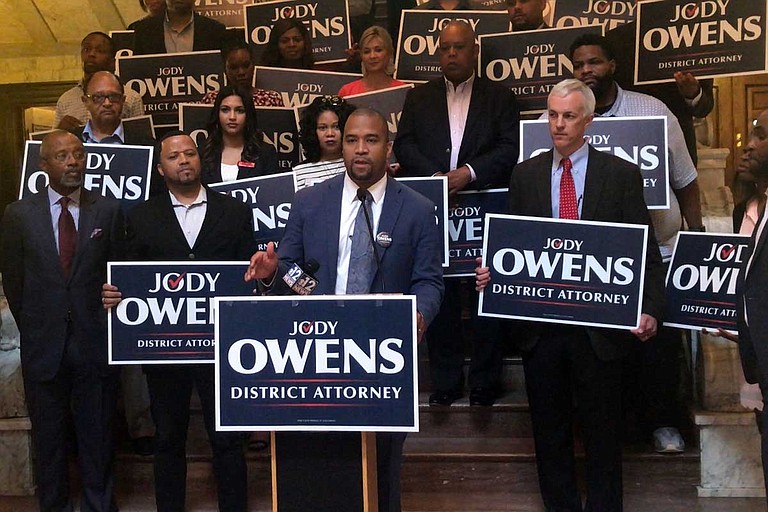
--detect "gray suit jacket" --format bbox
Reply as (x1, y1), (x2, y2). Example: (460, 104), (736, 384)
(1, 188), (124, 380)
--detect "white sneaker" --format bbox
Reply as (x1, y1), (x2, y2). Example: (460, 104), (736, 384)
(653, 427), (685, 453)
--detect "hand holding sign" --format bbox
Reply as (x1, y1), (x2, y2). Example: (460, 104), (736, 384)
(245, 241), (279, 282)
(475, 257), (491, 292)
(631, 314), (658, 342)
(102, 283), (122, 310)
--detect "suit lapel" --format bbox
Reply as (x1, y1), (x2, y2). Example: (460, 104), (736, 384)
(70, 189), (97, 280)
(376, 178), (403, 265)
(536, 151), (554, 218)
(432, 80), (452, 170)
(156, 193), (192, 250)
(31, 191), (63, 275)
(324, 178), (343, 292)
(580, 147), (606, 221)
(459, 78), (483, 163)
(193, 187), (222, 251)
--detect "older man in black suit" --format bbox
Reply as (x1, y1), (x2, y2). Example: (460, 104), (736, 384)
(476, 79), (664, 511)
(394, 20), (519, 406)
(1, 131), (123, 512)
(103, 131), (254, 512)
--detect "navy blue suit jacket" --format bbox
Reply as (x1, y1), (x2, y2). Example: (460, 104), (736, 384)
(274, 174), (444, 325)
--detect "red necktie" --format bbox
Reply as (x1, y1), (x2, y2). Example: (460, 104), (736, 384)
(559, 158), (578, 220)
(58, 197), (77, 278)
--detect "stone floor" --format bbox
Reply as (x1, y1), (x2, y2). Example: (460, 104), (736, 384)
(0, 457), (764, 512)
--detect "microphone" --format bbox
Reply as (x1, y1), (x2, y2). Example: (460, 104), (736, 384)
(356, 188), (384, 292)
(282, 258), (320, 295)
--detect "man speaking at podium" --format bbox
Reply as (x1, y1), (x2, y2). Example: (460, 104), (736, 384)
(245, 107), (444, 512)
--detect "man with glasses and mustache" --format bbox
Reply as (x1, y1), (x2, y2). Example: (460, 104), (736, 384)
(1, 130), (125, 512)
(55, 31), (144, 133)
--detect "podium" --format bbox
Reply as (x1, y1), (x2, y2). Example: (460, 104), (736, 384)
(214, 296), (418, 512)
(271, 432), (378, 512)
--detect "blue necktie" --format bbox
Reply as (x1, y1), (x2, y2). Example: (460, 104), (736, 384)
(346, 190), (376, 294)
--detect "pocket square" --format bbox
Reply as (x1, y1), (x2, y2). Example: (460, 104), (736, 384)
(90, 228), (103, 239)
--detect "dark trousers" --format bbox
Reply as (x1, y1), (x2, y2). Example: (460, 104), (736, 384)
(623, 325), (683, 434)
(523, 327), (623, 512)
(427, 279), (502, 392)
(145, 365), (247, 512)
(376, 432), (407, 512)
(24, 338), (117, 512)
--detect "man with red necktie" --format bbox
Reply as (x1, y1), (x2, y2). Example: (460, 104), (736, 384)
(1, 130), (124, 512)
(476, 79), (665, 511)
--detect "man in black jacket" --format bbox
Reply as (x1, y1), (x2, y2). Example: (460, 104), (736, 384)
(132, 0), (226, 55)
(103, 131), (254, 512)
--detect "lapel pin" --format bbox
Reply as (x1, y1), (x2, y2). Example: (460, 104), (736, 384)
(376, 232), (392, 248)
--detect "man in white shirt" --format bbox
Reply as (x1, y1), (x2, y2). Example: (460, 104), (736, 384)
(394, 20), (520, 407)
(102, 132), (255, 512)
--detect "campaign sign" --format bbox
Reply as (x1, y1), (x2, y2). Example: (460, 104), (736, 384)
(635, 0), (768, 85)
(179, 103), (214, 147)
(209, 172), (295, 250)
(479, 25), (602, 113)
(519, 117), (670, 209)
(394, 10), (510, 83)
(446, 189), (508, 277)
(551, 0), (636, 31)
(664, 232), (750, 333)
(256, 107), (302, 170)
(478, 214), (648, 329)
(180, 104), (300, 170)
(116, 51), (223, 128)
(215, 295), (418, 431)
(245, 0), (351, 65)
(195, 1), (246, 27)
(255, 67), (360, 108)
(107, 262), (255, 364)
(345, 84), (414, 140)
(110, 30), (134, 58)
(396, 176), (449, 267)
(19, 141), (152, 211)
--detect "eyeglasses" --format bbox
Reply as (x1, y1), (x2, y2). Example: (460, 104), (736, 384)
(318, 95), (343, 107)
(51, 151), (86, 163)
(85, 93), (124, 104)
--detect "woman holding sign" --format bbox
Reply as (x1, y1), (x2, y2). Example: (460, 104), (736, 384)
(200, 85), (279, 184)
(339, 26), (405, 97)
(260, 19), (315, 70)
(293, 95), (357, 190)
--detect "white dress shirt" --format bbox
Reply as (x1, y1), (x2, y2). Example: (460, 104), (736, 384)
(445, 75), (477, 181)
(335, 173), (387, 294)
(170, 187), (207, 248)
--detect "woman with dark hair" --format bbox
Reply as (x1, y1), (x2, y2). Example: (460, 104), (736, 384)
(202, 39), (284, 107)
(200, 85), (279, 184)
(260, 19), (315, 69)
(339, 25), (405, 97)
(293, 96), (357, 189)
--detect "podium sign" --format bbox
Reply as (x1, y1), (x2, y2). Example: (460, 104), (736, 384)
(215, 295), (418, 432)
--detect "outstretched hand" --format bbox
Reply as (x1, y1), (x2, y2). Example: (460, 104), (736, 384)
(244, 241), (279, 282)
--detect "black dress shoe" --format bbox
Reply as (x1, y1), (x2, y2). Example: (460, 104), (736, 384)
(469, 387), (501, 406)
(130, 436), (154, 456)
(429, 390), (463, 406)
